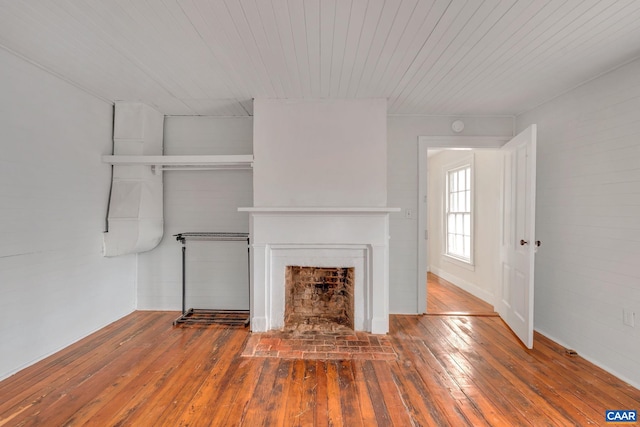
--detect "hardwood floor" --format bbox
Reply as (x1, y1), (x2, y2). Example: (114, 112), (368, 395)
(427, 272), (496, 315)
(1, 312), (638, 426)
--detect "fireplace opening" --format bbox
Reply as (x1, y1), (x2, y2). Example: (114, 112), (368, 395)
(284, 266), (354, 332)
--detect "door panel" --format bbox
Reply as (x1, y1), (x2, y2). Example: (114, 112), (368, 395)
(499, 125), (537, 348)
(501, 264), (511, 308)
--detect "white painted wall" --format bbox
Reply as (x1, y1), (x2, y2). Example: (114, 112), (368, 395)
(136, 116), (253, 310)
(517, 58), (640, 387)
(0, 48), (136, 380)
(253, 99), (387, 207)
(387, 116), (514, 313)
(427, 150), (502, 305)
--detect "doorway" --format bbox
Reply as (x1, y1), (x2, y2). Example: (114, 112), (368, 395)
(418, 127), (538, 348)
(423, 145), (503, 316)
(417, 136), (510, 316)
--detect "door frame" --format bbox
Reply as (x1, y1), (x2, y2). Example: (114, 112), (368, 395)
(417, 135), (511, 314)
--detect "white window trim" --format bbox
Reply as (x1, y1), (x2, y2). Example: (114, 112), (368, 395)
(443, 252), (476, 271)
(442, 153), (475, 267)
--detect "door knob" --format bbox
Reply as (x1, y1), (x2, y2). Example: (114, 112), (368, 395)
(520, 239), (528, 246)
(536, 240), (541, 247)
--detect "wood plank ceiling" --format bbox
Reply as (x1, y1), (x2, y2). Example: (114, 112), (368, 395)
(1, 0), (639, 116)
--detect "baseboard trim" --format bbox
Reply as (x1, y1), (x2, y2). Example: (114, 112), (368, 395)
(534, 327), (639, 390)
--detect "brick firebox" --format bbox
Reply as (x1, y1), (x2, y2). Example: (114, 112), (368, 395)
(284, 266), (354, 332)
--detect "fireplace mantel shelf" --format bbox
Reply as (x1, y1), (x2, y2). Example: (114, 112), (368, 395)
(238, 207), (400, 213)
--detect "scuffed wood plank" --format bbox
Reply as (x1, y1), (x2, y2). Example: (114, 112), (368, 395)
(297, 360), (319, 426)
(336, 360), (364, 427)
(325, 360), (344, 426)
(348, 360), (378, 426)
(370, 361), (415, 426)
(313, 361), (330, 427)
(240, 357), (281, 425)
(283, 359), (306, 426)
(260, 359), (294, 426)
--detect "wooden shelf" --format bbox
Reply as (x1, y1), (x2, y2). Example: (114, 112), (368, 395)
(102, 154), (253, 170)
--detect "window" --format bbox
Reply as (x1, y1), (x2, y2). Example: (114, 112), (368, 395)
(445, 159), (473, 264)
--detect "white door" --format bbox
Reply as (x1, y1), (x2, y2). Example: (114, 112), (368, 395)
(499, 125), (537, 348)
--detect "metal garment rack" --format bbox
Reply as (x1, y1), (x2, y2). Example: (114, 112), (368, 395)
(173, 232), (250, 326)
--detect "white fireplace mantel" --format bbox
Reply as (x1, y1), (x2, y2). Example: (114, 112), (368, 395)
(239, 206), (399, 334)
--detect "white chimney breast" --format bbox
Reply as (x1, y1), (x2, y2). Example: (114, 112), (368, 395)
(244, 99), (397, 334)
(252, 98), (387, 207)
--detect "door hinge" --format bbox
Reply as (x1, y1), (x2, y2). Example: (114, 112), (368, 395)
(424, 230), (429, 240)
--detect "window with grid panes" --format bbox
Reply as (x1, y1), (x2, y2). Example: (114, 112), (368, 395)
(445, 163), (472, 263)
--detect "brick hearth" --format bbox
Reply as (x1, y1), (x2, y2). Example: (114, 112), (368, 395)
(241, 331), (397, 361)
